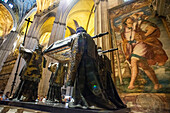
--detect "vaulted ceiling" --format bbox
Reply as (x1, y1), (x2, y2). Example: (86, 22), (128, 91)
(0, 0), (95, 39)
(0, 0), (59, 37)
(65, 0), (94, 38)
(0, 3), (13, 37)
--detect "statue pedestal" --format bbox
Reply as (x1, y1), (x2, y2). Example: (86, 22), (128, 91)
(0, 100), (130, 113)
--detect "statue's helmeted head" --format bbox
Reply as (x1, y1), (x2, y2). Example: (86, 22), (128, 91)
(35, 44), (43, 53)
(76, 27), (87, 33)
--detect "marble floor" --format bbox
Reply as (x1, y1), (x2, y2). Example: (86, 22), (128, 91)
(0, 93), (170, 113)
(0, 101), (129, 113)
(0, 105), (48, 113)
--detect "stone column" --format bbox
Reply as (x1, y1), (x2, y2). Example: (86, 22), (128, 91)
(94, 0), (109, 51)
(25, 15), (41, 49)
(40, 0), (79, 96)
(94, 0), (120, 82)
(48, 0), (65, 45)
(0, 31), (20, 94)
(48, 0), (79, 45)
(94, 0), (120, 50)
(0, 31), (18, 71)
(48, 21), (61, 45)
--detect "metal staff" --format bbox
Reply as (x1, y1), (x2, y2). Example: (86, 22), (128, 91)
(43, 32), (110, 54)
(100, 48), (118, 53)
(10, 18), (33, 96)
(92, 32), (109, 39)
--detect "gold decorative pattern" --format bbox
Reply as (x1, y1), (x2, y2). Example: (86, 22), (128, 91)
(0, 4), (13, 38)
(109, 0), (151, 19)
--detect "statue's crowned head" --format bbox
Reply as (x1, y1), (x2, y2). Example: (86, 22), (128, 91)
(76, 27), (87, 33)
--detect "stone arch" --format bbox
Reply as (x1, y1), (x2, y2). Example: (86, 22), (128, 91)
(36, 12), (56, 40)
(48, 0), (79, 45)
(38, 16), (55, 49)
(64, 0), (95, 38)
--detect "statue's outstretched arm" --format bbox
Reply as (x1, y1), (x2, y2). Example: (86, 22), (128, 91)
(19, 44), (32, 60)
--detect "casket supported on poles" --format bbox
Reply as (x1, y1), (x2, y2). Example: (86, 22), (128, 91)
(43, 34), (79, 62)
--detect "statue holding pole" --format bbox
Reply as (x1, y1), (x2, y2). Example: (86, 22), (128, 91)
(12, 44), (46, 102)
(10, 18), (33, 96)
(11, 18), (46, 102)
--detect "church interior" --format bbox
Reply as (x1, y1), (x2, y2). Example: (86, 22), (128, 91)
(0, 0), (170, 112)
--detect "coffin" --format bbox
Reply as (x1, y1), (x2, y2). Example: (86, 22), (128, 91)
(43, 31), (109, 62)
(43, 34), (79, 62)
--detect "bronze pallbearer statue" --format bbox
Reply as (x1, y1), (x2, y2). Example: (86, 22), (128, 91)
(47, 62), (67, 102)
(44, 21), (126, 109)
(67, 27), (126, 109)
(12, 44), (46, 102)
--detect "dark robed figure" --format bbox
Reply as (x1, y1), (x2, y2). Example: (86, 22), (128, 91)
(13, 44), (46, 102)
(47, 62), (67, 102)
(97, 47), (125, 108)
(68, 27), (126, 109)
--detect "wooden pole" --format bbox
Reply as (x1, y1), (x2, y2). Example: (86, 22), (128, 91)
(110, 19), (123, 85)
(107, 11), (116, 83)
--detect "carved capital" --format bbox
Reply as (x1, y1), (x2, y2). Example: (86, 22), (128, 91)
(54, 21), (66, 26)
